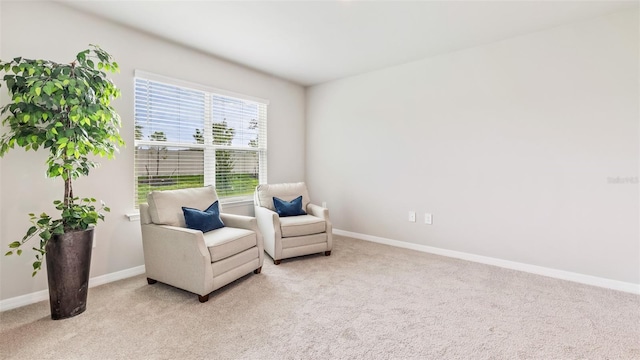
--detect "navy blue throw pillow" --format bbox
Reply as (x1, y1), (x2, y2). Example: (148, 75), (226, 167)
(273, 196), (307, 217)
(182, 201), (225, 233)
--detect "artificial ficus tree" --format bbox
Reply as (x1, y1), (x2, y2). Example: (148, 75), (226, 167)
(0, 45), (124, 276)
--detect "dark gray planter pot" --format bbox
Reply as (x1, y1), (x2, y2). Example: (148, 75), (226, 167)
(45, 228), (94, 320)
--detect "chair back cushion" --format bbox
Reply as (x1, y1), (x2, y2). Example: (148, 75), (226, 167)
(255, 182), (310, 212)
(147, 186), (220, 227)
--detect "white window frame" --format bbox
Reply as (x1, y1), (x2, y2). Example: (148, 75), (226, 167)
(133, 70), (268, 207)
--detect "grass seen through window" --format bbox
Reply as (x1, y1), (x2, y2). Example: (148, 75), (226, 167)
(136, 174), (259, 205)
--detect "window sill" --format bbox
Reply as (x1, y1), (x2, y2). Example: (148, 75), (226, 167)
(221, 199), (254, 208)
(126, 213), (141, 222)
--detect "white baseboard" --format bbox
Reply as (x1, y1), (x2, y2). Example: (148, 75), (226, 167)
(334, 229), (640, 295)
(88, 265), (146, 288)
(0, 265), (146, 312)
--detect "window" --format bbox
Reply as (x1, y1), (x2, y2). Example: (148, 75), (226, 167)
(134, 71), (268, 206)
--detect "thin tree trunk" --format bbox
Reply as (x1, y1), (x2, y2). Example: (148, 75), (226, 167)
(63, 63), (76, 229)
(64, 174), (73, 206)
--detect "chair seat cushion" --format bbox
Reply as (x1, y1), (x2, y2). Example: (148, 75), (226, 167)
(280, 215), (326, 238)
(204, 227), (257, 262)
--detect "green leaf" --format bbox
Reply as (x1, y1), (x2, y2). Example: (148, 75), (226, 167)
(43, 84), (54, 96)
(8, 241), (21, 248)
(5, 251), (13, 256)
(40, 230), (51, 241)
(26, 226), (37, 237)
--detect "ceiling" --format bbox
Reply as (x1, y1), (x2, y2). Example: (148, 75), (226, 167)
(59, 0), (638, 87)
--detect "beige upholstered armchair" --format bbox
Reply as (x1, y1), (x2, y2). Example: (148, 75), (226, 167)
(140, 186), (264, 302)
(254, 182), (332, 264)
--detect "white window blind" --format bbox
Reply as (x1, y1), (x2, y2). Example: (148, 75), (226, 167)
(134, 73), (267, 206)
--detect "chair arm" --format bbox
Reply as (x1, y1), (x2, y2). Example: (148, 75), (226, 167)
(307, 203), (330, 220)
(141, 224), (213, 295)
(254, 206), (282, 259)
(220, 213), (258, 232)
(220, 213), (264, 266)
(254, 206), (280, 230)
(307, 203), (333, 251)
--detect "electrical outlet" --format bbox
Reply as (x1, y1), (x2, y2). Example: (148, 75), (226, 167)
(425, 213), (433, 225)
(408, 211), (416, 222)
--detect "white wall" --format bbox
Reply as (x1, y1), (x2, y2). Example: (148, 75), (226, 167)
(306, 10), (639, 284)
(0, 2), (305, 301)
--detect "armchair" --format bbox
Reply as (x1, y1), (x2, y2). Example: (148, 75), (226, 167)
(254, 182), (332, 264)
(140, 186), (264, 302)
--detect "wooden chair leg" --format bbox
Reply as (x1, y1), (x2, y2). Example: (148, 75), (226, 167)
(274, 259), (281, 265)
(254, 266), (262, 274)
(324, 251), (331, 256)
(147, 278), (157, 284)
(198, 294), (209, 303)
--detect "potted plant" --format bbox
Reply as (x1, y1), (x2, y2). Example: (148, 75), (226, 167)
(0, 45), (124, 320)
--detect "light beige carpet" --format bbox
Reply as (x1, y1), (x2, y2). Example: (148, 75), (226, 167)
(1, 235), (639, 359)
